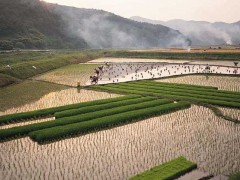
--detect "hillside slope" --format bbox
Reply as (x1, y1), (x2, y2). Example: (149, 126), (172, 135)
(131, 16), (240, 46)
(0, 0), (190, 50)
(53, 6), (191, 49)
(0, 0), (88, 49)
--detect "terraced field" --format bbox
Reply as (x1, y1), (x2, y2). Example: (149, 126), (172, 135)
(91, 80), (240, 110)
(0, 94), (190, 143)
(1, 105), (239, 179)
(1, 77), (239, 179)
(34, 64), (100, 87)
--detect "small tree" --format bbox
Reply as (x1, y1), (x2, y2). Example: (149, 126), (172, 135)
(15, 42), (25, 49)
(0, 40), (13, 50)
(234, 62), (239, 66)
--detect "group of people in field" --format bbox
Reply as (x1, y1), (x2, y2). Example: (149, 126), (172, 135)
(90, 62), (110, 84)
(90, 61), (239, 85)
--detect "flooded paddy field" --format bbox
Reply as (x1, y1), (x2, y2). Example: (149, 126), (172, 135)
(89, 57), (239, 67)
(156, 75), (240, 92)
(93, 62), (239, 85)
(219, 107), (240, 121)
(0, 105), (239, 180)
(1, 57), (239, 180)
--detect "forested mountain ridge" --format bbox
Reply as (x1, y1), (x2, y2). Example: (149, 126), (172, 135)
(0, 0), (88, 49)
(131, 16), (240, 46)
(0, 0), (190, 50)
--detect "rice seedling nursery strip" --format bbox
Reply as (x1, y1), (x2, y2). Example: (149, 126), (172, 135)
(140, 80), (218, 90)
(90, 86), (163, 97)
(93, 84), (240, 108)
(29, 101), (190, 143)
(110, 83), (240, 103)
(119, 82), (240, 100)
(0, 95), (140, 125)
(130, 156), (197, 180)
(135, 81), (240, 97)
(0, 98), (172, 141)
(54, 96), (156, 118)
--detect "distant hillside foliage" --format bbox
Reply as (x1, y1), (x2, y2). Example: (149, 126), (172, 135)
(0, 0), (190, 50)
(131, 16), (240, 46)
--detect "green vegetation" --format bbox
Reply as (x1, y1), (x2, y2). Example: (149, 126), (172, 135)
(118, 83), (240, 101)
(0, 50), (103, 79)
(0, 0), (88, 49)
(0, 73), (20, 87)
(42, 63), (100, 75)
(135, 81), (240, 97)
(34, 63), (101, 86)
(106, 51), (240, 60)
(0, 98), (173, 141)
(130, 156), (197, 180)
(0, 95), (140, 125)
(55, 96), (156, 118)
(139, 80), (218, 90)
(229, 172), (240, 180)
(29, 101), (190, 143)
(0, 80), (67, 111)
(0, 51), (73, 66)
(91, 81), (240, 109)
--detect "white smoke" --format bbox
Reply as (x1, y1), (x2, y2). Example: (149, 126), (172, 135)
(53, 6), (190, 49)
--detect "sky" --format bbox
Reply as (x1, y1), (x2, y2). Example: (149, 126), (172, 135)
(43, 0), (240, 23)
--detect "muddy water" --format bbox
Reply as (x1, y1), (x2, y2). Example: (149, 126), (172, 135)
(89, 58), (239, 67)
(89, 58), (190, 64)
(219, 107), (240, 121)
(1, 106), (239, 180)
(87, 62), (239, 85)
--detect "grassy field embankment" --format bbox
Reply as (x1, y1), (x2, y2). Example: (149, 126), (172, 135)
(105, 50), (240, 61)
(0, 50), (105, 88)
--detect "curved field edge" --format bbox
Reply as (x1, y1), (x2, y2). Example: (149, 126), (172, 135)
(0, 80), (68, 111)
(130, 156), (197, 180)
(0, 73), (21, 87)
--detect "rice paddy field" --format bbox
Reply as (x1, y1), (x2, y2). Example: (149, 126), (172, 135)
(156, 75), (240, 92)
(0, 53), (240, 180)
(0, 88), (120, 116)
(0, 105), (239, 179)
(34, 64), (100, 87)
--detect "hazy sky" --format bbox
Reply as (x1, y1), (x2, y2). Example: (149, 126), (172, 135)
(44, 0), (240, 23)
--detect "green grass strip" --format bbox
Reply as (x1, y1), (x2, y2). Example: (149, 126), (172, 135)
(130, 156), (197, 180)
(93, 85), (240, 108)
(140, 80), (218, 90)
(55, 96), (156, 118)
(90, 85), (162, 97)
(0, 98), (172, 141)
(135, 80), (240, 97)
(29, 101), (190, 143)
(0, 95), (140, 126)
(106, 84), (240, 104)
(119, 82), (240, 100)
